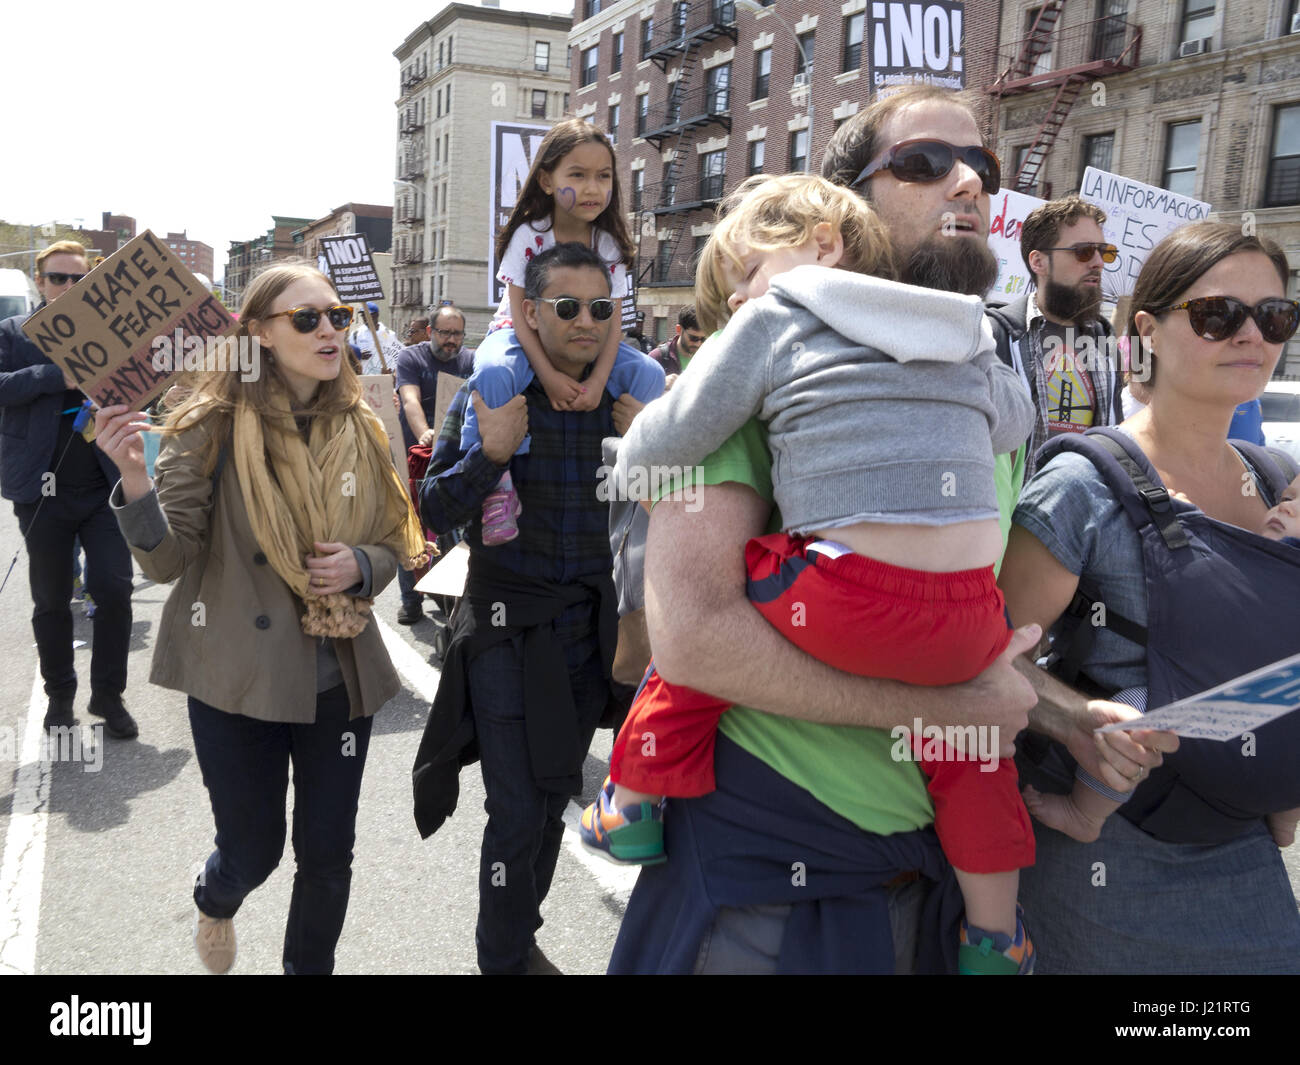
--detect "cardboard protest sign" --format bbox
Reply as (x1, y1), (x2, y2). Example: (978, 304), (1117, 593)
(986, 187), (1047, 303)
(358, 374), (405, 472)
(319, 234), (385, 302)
(1080, 166), (1212, 302)
(1099, 653), (1300, 741)
(488, 121), (551, 305)
(434, 373), (469, 440)
(869, 1), (965, 92)
(21, 230), (235, 411)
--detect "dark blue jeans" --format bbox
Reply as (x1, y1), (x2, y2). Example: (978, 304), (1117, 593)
(13, 488), (133, 697)
(397, 565), (421, 610)
(188, 685), (372, 975)
(468, 625), (607, 974)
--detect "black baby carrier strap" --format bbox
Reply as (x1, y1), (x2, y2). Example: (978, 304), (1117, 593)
(1032, 427), (1300, 845)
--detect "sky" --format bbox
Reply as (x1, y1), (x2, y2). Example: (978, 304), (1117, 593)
(5, 0), (572, 279)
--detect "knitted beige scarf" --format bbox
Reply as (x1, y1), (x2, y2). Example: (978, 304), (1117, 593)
(233, 386), (427, 638)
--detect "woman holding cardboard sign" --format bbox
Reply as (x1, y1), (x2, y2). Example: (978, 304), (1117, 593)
(95, 262), (426, 975)
(997, 222), (1300, 973)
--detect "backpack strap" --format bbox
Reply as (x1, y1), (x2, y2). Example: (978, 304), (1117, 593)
(1232, 441), (1297, 501)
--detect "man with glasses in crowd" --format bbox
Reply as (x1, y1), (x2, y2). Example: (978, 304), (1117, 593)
(413, 242), (657, 974)
(648, 305), (706, 381)
(608, 86), (1038, 974)
(0, 240), (137, 737)
(394, 303), (475, 624)
(986, 196), (1124, 476)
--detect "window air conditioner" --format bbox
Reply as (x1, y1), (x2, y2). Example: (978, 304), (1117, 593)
(1178, 38), (1210, 57)
(792, 72), (809, 88)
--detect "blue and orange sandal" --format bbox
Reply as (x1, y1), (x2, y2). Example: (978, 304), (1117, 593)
(958, 905), (1035, 974)
(579, 777), (667, 866)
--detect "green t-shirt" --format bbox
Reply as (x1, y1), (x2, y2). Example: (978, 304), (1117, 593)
(653, 416), (1026, 835)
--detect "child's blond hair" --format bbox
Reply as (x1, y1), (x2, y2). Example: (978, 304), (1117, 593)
(695, 173), (895, 334)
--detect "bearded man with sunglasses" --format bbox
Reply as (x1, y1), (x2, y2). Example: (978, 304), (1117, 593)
(986, 196), (1124, 476)
(413, 242), (661, 974)
(0, 240), (137, 737)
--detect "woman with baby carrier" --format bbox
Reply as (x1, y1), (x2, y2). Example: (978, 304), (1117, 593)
(997, 221), (1300, 973)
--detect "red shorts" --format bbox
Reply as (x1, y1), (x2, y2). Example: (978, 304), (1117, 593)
(609, 532), (1033, 873)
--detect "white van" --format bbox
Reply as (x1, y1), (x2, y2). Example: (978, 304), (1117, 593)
(0, 268), (39, 320)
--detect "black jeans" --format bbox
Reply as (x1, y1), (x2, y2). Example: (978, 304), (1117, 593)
(13, 487), (132, 698)
(468, 626), (607, 974)
(188, 685), (373, 975)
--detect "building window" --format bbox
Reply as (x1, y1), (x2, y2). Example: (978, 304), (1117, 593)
(790, 127), (809, 172)
(1162, 120), (1200, 197)
(584, 0), (602, 18)
(656, 240), (674, 282)
(754, 47), (771, 98)
(446, 84), (451, 114)
(707, 63), (731, 112)
(1181, 2), (1215, 45)
(581, 46), (599, 87)
(636, 92), (649, 136)
(535, 41), (550, 71)
(564, 92), (570, 113)
(447, 35), (452, 63)
(641, 17), (654, 60)
(608, 102), (621, 144)
(842, 13), (863, 71)
(612, 31), (624, 73)
(438, 42), (444, 69)
(532, 89), (548, 118)
(692, 234), (708, 269)
(700, 149), (727, 199)
(633, 169), (645, 212)
(436, 89), (442, 118)
(1078, 131), (1114, 186)
(795, 31), (814, 81)
(1266, 104), (1300, 207)
(1291, 0), (1300, 34)
(673, 1), (688, 36)
(748, 137), (765, 175)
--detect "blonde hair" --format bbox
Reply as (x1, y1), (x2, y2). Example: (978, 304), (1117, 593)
(36, 240), (89, 275)
(165, 261), (364, 473)
(695, 173), (895, 334)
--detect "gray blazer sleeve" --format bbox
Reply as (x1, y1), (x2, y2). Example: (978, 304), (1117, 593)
(616, 305), (772, 495)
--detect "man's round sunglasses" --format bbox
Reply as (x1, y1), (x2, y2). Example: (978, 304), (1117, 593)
(265, 305), (354, 333)
(535, 296), (615, 321)
(41, 272), (86, 286)
(852, 139), (1001, 195)
(1158, 296), (1300, 344)
(1044, 242), (1119, 264)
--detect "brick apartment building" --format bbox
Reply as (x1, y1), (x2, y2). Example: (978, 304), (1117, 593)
(393, 1), (575, 341)
(225, 215), (314, 308)
(569, 0), (1001, 342)
(291, 203), (395, 318)
(164, 230), (215, 279)
(989, 0), (1300, 376)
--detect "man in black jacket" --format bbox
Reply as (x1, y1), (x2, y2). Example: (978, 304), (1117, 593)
(985, 195), (1124, 477)
(0, 241), (136, 737)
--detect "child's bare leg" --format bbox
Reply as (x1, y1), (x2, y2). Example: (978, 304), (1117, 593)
(613, 784), (661, 810)
(1267, 806), (1300, 848)
(953, 869), (1018, 937)
(1023, 783), (1121, 844)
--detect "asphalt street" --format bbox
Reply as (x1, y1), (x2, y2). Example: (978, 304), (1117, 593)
(1, 501), (1297, 976)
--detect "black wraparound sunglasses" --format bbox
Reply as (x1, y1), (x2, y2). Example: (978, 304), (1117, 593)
(851, 139), (1001, 195)
(265, 305), (354, 332)
(1158, 296), (1300, 344)
(41, 272), (86, 285)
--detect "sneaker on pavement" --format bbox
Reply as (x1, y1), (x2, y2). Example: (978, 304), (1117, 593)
(88, 692), (139, 740)
(43, 694), (77, 730)
(397, 601), (425, 625)
(194, 910), (237, 974)
(579, 776), (667, 866)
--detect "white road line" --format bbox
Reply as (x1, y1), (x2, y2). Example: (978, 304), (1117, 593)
(376, 618), (636, 899)
(0, 675), (51, 975)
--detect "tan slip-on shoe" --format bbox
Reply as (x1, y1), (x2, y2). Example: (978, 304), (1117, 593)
(194, 910), (237, 974)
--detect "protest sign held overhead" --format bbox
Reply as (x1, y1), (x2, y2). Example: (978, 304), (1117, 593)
(319, 233), (385, 302)
(21, 230), (236, 411)
(869, 2), (965, 92)
(987, 187), (1047, 302)
(1080, 166), (1212, 301)
(488, 121), (550, 306)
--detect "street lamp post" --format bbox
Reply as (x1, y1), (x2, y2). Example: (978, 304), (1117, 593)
(735, 0), (812, 172)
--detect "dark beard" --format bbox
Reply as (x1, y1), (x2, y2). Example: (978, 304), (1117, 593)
(901, 237), (999, 297)
(1040, 279), (1102, 324)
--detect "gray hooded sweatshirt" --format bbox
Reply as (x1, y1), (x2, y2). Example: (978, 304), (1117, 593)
(616, 264), (1034, 532)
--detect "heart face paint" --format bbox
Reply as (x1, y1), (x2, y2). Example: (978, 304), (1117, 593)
(557, 186), (578, 212)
